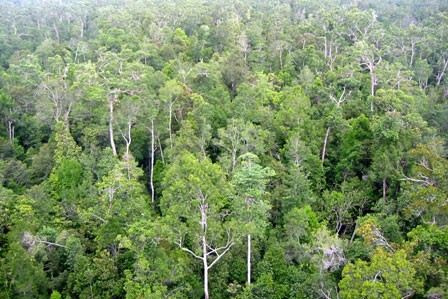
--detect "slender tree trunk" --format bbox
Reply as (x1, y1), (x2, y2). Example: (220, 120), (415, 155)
(80, 20), (84, 38)
(149, 120), (155, 203)
(168, 102), (173, 148)
(202, 236), (209, 299)
(89, 279), (93, 299)
(382, 178), (387, 202)
(7, 120), (14, 144)
(321, 127), (331, 166)
(436, 58), (448, 86)
(279, 49), (283, 69)
(324, 34), (328, 58)
(124, 120), (132, 159)
(349, 222), (357, 244)
(231, 147), (237, 171)
(157, 136), (165, 165)
(200, 197), (210, 299)
(369, 63), (376, 112)
(409, 42), (415, 67)
(64, 110), (71, 130)
(53, 22), (60, 43)
(12, 18), (17, 35)
(247, 233), (251, 285)
(109, 98), (117, 156)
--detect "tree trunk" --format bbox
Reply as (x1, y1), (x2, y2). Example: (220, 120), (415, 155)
(109, 98), (117, 156)
(279, 48), (283, 69)
(231, 147), (237, 171)
(436, 58), (448, 86)
(124, 120), (132, 160)
(80, 20), (84, 38)
(202, 235), (209, 299)
(149, 120), (155, 203)
(247, 233), (251, 285)
(7, 120), (14, 144)
(324, 34), (328, 58)
(157, 136), (165, 165)
(409, 41), (415, 68)
(382, 178), (387, 202)
(321, 127), (331, 166)
(168, 101), (173, 148)
(369, 63), (376, 112)
(53, 22), (60, 43)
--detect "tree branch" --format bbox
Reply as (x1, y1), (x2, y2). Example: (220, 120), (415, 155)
(207, 241), (234, 270)
(177, 239), (204, 261)
(400, 174), (434, 186)
(35, 236), (67, 248)
(91, 213), (108, 223)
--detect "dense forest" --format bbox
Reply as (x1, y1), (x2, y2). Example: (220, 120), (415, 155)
(0, 0), (447, 298)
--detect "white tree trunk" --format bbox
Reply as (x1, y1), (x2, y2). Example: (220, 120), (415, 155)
(7, 120), (14, 144)
(124, 120), (132, 160)
(247, 233), (251, 285)
(436, 58), (448, 86)
(369, 63), (376, 112)
(150, 120), (155, 202)
(177, 192), (233, 299)
(109, 98), (117, 156)
(203, 235), (209, 299)
(321, 127), (331, 166)
(157, 136), (165, 165)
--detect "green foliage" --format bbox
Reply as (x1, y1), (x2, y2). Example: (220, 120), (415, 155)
(339, 248), (423, 299)
(1, 241), (49, 298)
(50, 290), (62, 299)
(161, 151), (232, 243)
(284, 205), (321, 246)
(0, 0), (447, 297)
(401, 141), (448, 225)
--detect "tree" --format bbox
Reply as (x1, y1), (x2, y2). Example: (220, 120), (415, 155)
(45, 121), (85, 224)
(215, 118), (272, 172)
(339, 248), (423, 299)
(159, 79), (187, 149)
(92, 153), (149, 256)
(336, 114), (372, 181)
(96, 49), (150, 156)
(283, 205), (321, 262)
(221, 50), (248, 98)
(1, 241), (49, 299)
(352, 40), (382, 111)
(2, 53), (43, 115)
(400, 141), (448, 226)
(232, 153), (275, 285)
(406, 224), (448, 298)
(161, 152), (234, 299)
(36, 54), (78, 128)
(320, 88), (351, 167)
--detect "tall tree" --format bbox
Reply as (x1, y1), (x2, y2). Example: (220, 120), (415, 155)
(161, 152), (234, 299)
(232, 153), (274, 285)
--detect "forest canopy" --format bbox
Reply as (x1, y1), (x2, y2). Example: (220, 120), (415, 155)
(0, 0), (447, 298)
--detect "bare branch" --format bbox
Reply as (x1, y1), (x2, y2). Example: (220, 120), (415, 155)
(91, 213), (108, 223)
(177, 239), (203, 261)
(207, 241), (234, 270)
(372, 227), (395, 253)
(400, 174), (435, 187)
(416, 159), (434, 172)
(35, 236), (67, 248)
(319, 282), (333, 299)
